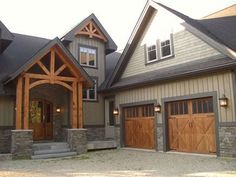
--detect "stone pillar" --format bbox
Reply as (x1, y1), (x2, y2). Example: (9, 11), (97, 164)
(66, 128), (87, 154)
(11, 130), (33, 159)
(157, 126), (163, 151)
(219, 126), (236, 157)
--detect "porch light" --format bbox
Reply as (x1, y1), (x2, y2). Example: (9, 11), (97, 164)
(219, 94), (228, 107)
(56, 106), (61, 113)
(154, 104), (161, 113)
(113, 108), (119, 116)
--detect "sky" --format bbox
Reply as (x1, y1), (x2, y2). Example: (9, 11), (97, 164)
(0, 0), (235, 50)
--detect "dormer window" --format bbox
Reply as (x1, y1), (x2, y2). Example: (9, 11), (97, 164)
(147, 44), (157, 63)
(145, 34), (174, 64)
(79, 46), (97, 68)
(160, 38), (172, 59)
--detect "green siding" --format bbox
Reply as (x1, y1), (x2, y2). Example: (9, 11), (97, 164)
(0, 96), (15, 126)
(115, 72), (235, 124)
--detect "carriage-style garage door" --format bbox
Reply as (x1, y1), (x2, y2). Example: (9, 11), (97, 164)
(167, 97), (216, 154)
(124, 104), (155, 149)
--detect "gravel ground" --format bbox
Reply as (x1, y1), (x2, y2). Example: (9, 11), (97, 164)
(0, 149), (236, 177)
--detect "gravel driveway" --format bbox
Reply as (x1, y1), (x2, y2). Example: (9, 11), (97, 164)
(0, 149), (236, 177)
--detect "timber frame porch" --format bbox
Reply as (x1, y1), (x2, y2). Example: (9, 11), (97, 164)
(15, 44), (90, 130)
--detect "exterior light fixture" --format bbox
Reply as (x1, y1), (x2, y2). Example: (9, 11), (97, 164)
(219, 94), (228, 107)
(113, 108), (119, 116)
(154, 104), (161, 113)
(56, 106), (61, 113)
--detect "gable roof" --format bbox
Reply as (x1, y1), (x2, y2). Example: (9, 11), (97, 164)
(106, 0), (236, 89)
(0, 33), (93, 87)
(61, 13), (117, 55)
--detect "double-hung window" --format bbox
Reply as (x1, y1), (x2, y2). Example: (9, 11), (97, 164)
(146, 44), (157, 63)
(83, 79), (97, 101)
(79, 46), (97, 67)
(160, 38), (172, 59)
(146, 34), (174, 63)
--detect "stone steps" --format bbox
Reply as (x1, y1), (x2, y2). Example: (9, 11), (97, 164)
(32, 142), (77, 159)
(87, 140), (117, 150)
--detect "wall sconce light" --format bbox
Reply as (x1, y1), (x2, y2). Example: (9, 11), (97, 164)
(113, 108), (119, 116)
(219, 94), (228, 107)
(154, 104), (161, 113)
(56, 106), (61, 113)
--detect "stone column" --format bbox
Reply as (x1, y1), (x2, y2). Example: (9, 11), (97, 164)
(66, 128), (87, 154)
(157, 126), (164, 151)
(11, 130), (33, 159)
(219, 126), (236, 157)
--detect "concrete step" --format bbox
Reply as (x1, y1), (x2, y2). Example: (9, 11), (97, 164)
(32, 151), (77, 160)
(87, 140), (117, 150)
(34, 148), (71, 155)
(33, 142), (69, 151)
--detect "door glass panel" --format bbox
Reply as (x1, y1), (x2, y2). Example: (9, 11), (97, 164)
(30, 100), (42, 123)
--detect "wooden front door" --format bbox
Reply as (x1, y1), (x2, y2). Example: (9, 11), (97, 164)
(29, 100), (53, 140)
(167, 97), (216, 154)
(124, 104), (155, 149)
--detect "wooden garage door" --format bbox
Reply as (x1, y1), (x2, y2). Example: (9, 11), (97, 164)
(124, 104), (155, 149)
(167, 97), (216, 154)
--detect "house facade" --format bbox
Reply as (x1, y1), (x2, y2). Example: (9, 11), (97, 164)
(104, 1), (236, 157)
(0, 0), (236, 159)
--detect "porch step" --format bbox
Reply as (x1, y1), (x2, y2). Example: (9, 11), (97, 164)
(87, 140), (117, 150)
(32, 151), (77, 160)
(34, 148), (71, 155)
(32, 142), (76, 159)
(33, 142), (69, 151)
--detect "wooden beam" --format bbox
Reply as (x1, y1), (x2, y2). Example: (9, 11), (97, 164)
(55, 64), (66, 76)
(72, 82), (78, 128)
(23, 76), (30, 129)
(25, 73), (50, 80)
(78, 82), (83, 128)
(50, 49), (55, 83)
(37, 61), (50, 75)
(16, 77), (23, 129)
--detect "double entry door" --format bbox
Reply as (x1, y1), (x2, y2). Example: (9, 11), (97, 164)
(29, 99), (53, 140)
(167, 97), (216, 154)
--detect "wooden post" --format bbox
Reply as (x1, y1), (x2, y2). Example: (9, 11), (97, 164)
(72, 81), (78, 128)
(16, 77), (23, 129)
(23, 76), (30, 129)
(78, 82), (83, 128)
(50, 49), (55, 84)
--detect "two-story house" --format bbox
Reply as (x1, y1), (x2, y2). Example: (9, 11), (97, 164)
(0, 14), (117, 159)
(103, 1), (236, 157)
(0, 0), (235, 159)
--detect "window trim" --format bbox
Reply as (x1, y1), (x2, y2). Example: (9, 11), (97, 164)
(78, 44), (98, 69)
(83, 78), (98, 102)
(145, 34), (174, 65)
(159, 34), (174, 60)
(146, 44), (158, 64)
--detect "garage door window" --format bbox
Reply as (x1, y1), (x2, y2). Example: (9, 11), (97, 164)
(169, 101), (188, 115)
(124, 104), (154, 118)
(192, 98), (213, 114)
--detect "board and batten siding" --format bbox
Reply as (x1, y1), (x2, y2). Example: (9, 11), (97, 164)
(0, 96), (15, 126)
(68, 36), (105, 125)
(121, 29), (224, 78)
(116, 71), (235, 124)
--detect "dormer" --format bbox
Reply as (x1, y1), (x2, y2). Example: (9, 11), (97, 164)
(0, 21), (14, 54)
